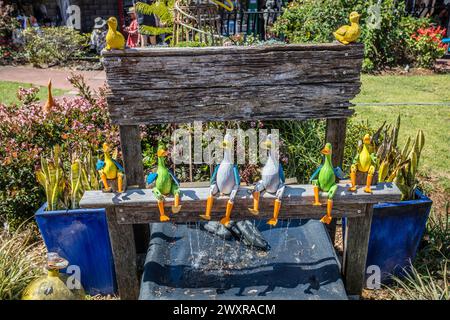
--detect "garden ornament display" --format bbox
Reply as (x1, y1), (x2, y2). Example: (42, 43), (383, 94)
(43, 79), (54, 113)
(105, 16), (125, 50)
(248, 134), (286, 226)
(146, 146), (182, 222)
(333, 11), (361, 45)
(96, 143), (125, 193)
(200, 133), (240, 227)
(349, 134), (377, 193)
(310, 143), (345, 224)
(22, 252), (85, 300)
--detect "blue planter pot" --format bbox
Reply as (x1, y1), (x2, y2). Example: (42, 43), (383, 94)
(35, 204), (116, 295)
(343, 189), (432, 285)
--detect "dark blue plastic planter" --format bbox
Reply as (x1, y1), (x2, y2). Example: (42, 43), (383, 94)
(35, 204), (117, 295)
(343, 189), (432, 284)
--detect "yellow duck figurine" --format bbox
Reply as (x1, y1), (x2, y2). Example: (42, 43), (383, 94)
(105, 17), (125, 50)
(96, 143), (125, 193)
(333, 11), (361, 45)
(349, 134), (377, 193)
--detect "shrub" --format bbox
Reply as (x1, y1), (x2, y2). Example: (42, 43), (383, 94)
(407, 25), (447, 68)
(21, 27), (89, 67)
(0, 75), (119, 229)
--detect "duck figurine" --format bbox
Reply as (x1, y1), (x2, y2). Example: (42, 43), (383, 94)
(96, 143), (125, 193)
(43, 79), (54, 113)
(333, 11), (361, 45)
(248, 134), (286, 226)
(105, 17), (125, 50)
(200, 133), (240, 227)
(349, 134), (377, 193)
(146, 146), (182, 222)
(310, 143), (345, 224)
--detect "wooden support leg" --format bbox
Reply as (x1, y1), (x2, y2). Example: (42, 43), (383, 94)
(106, 208), (140, 300)
(342, 204), (374, 298)
(119, 125), (149, 255)
(325, 118), (347, 244)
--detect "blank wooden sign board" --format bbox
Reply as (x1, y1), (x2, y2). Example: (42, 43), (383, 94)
(80, 43), (402, 300)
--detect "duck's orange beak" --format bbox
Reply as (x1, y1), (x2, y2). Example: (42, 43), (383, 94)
(321, 146), (331, 155)
(157, 149), (168, 157)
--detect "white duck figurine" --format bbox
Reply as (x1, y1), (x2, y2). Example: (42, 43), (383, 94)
(248, 134), (286, 226)
(200, 133), (240, 226)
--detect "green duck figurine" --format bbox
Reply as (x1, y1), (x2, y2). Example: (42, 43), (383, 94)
(349, 134), (377, 193)
(146, 146), (182, 222)
(310, 143), (345, 224)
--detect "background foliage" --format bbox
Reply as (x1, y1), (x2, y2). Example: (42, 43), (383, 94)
(21, 27), (89, 68)
(272, 0), (447, 71)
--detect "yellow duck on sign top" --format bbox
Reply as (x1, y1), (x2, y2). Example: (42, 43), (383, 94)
(105, 17), (125, 50)
(333, 11), (361, 45)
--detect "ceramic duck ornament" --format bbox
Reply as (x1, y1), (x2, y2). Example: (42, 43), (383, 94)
(248, 134), (286, 226)
(333, 11), (361, 45)
(310, 143), (345, 224)
(105, 17), (125, 50)
(200, 133), (240, 226)
(349, 134), (377, 193)
(146, 146), (182, 222)
(96, 143), (125, 193)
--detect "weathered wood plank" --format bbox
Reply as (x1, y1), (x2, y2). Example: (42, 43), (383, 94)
(102, 43), (364, 57)
(80, 183), (401, 215)
(342, 204), (374, 298)
(102, 44), (363, 125)
(104, 51), (363, 90)
(105, 208), (139, 300)
(114, 203), (364, 224)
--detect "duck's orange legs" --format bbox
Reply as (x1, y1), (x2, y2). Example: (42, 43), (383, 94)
(200, 195), (213, 221)
(158, 200), (170, 222)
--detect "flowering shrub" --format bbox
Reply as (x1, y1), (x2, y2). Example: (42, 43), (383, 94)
(0, 75), (119, 229)
(408, 26), (447, 68)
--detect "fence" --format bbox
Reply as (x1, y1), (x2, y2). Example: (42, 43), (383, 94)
(220, 9), (282, 40)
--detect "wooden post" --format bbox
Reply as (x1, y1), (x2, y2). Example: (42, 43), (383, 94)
(325, 118), (347, 244)
(106, 208), (140, 300)
(119, 125), (149, 255)
(342, 203), (374, 298)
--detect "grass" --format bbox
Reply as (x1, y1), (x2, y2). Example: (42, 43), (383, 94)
(0, 81), (67, 105)
(354, 74), (450, 105)
(354, 74), (450, 301)
(353, 74), (450, 193)
(353, 105), (450, 192)
(0, 224), (45, 300)
(387, 205), (449, 300)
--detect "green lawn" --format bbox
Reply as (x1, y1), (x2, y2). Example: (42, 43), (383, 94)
(353, 74), (450, 105)
(0, 81), (67, 105)
(353, 74), (450, 192)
